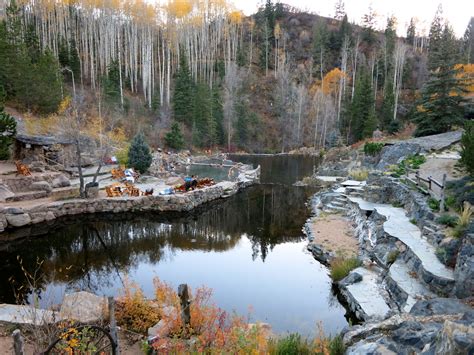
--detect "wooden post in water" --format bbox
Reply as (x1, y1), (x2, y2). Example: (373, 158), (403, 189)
(12, 329), (24, 355)
(178, 284), (191, 328)
(440, 174), (447, 212)
(108, 296), (120, 355)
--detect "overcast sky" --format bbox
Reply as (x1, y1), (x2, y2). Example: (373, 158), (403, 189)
(235, 0), (473, 37)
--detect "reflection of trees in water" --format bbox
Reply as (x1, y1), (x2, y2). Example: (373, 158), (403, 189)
(0, 184), (315, 304)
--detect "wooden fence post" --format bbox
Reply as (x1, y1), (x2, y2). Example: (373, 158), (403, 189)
(178, 284), (191, 328)
(108, 296), (120, 355)
(12, 329), (24, 355)
(440, 174), (447, 212)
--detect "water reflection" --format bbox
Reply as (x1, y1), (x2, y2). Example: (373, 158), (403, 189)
(0, 154), (349, 335)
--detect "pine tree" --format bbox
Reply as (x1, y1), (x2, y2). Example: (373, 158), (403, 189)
(334, 0), (345, 20)
(211, 86), (225, 145)
(103, 60), (121, 103)
(350, 69), (376, 142)
(460, 121), (474, 176)
(173, 51), (194, 125)
(462, 17), (474, 64)
(361, 6), (377, 46)
(381, 78), (395, 130)
(0, 105), (16, 160)
(192, 82), (212, 147)
(407, 18), (416, 45)
(427, 5), (444, 71)
(414, 26), (467, 137)
(32, 50), (63, 113)
(128, 133), (152, 173)
(313, 19), (329, 78)
(165, 122), (185, 150)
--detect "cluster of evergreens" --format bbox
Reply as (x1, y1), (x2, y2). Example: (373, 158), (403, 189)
(0, 0), (472, 152)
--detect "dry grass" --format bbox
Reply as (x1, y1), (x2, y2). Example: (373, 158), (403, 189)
(349, 169), (369, 181)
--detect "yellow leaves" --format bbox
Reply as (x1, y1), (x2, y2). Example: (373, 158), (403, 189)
(455, 63), (474, 94)
(229, 10), (243, 24)
(58, 96), (72, 114)
(322, 68), (346, 95)
(274, 22), (281, 38)
(168, 0), (193, 19)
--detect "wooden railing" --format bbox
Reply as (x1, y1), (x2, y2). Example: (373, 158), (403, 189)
(405, 167), (447, 211)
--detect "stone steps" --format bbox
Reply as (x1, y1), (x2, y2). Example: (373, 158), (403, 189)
(348, 197), (455, 295)
(340, 267), (391, 321)
(6, 190), (48, 202)
(386, 259), (435, 313)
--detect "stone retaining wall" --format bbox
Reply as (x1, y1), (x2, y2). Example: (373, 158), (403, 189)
(0, 181), (246, 232)
(1, 173), (62, 193)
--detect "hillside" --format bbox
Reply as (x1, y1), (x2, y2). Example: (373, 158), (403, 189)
(0, 0), (472, 154)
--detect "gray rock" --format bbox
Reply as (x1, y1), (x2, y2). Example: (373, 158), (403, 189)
(148, 319), (172, 338)
(341, 272), (363, 286)
(31, 181), (52, 193)
(0, 184), (15, 202)
(376, 142), (422, 170)
(435, 319), (474, 355)
(347, 341), (398, 355)
(52, 174), (71, 188)
(453, 234), (474, 298)
(6, 213), (31, 227)
(59, 291), (108, 323)
(410, 298), (472, 317)
(6, 207), (25, 215)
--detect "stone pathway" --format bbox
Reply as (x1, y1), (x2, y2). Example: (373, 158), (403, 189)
(388, 259), (434, 313)
(348, 197), (454, 282)
(344, 267), (391, 321)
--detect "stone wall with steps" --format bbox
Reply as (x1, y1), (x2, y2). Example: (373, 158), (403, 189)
(0, 181), (249, 233)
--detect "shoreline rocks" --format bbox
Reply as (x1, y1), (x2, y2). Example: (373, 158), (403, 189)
(0, 181), (255, 233)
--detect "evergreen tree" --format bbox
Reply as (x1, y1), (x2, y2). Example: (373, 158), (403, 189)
(192, 82), (213, 147)
(165, 122), (185, 150)
(31, 50), (63, 113)
(381, 78), (395, 130)
(173, 51), (194, 124)
(236, 45), (246, 67)
(0, 105), (17, 160)
(407, 18), (416, 45)
(313, 19), (329, 77)
(361, 6), (377, 46)
(460, 121), (474, 176)
(350, 69), (376, 142)
(462, 17), (474, 64)
(103, 60), (121, 103)
(413, 26), (467, 137)
(234, 99), (249, 147)
(128, 133), (152, 173)
(427, 5), (444, 71)
(211, 86), (225, 145)
(334, 0), (345, 20)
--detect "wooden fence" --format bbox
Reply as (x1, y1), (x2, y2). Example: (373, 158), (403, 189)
(405, 168), (447, 211)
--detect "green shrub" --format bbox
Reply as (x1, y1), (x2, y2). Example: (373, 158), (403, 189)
(328, 334), (346, 355)
(269, 334), (311, 355)
(363, 142), (384, 156)
(349, 169), (369, 181)
(128, 133), (152, 173)
(436, 214), (458, 228)
(0, 107), (17, 160)
(409, 218), (417, 225)
(428, 198), (440, 211)
(115, 145), (130, 167)
(405, 154), (426, 169)
(330, 257), (361, 282)
(446, 177), (474, 210)
(387, 250), (400, 264)
(164, 122), (185, 150)
(460, 120), (474, 176)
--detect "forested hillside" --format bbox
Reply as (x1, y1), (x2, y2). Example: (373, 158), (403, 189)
(0, 0), (473, 153)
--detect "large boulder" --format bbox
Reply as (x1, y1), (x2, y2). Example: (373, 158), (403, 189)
(30, 181), (52, 193)
(59, 291), (108, 323)
(410, 298), (472, 317)
(0, 184), (15, 202)
(375, 142), (422, 170)
(453, 234), (474, 298)
(6, 213), (31, 227)
(435, 313), (474, 355)
(52, 174), (71, 188)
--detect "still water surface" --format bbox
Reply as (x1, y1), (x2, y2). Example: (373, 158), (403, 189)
(0, 155), (348, 335)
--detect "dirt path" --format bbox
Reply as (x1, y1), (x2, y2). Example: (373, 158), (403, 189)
(309, 214), (358, 258)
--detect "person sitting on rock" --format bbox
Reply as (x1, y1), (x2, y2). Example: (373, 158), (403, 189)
(184, 175), (198, 191)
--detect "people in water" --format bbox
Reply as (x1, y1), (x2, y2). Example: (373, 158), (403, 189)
(184, 175), (198, 191)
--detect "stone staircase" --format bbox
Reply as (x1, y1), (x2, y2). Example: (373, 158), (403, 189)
(317, 181), (455, 322)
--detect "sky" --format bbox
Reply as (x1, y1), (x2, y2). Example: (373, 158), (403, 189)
(234, 0), (473, 37)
